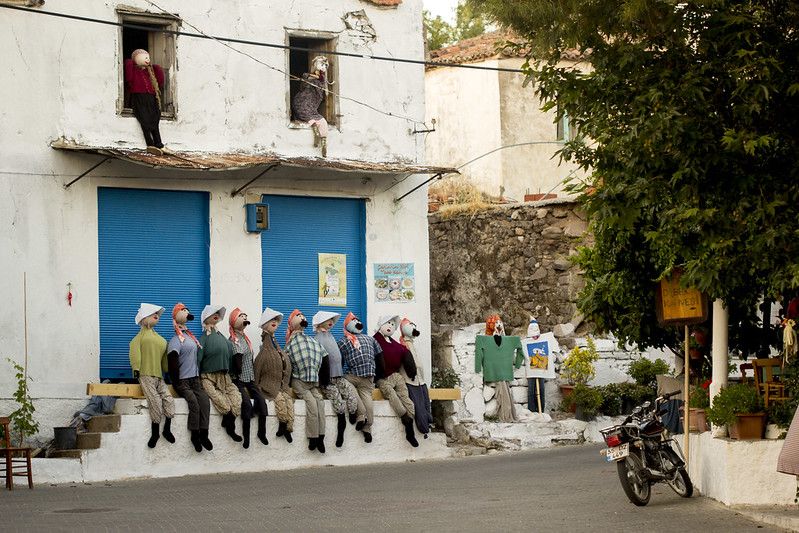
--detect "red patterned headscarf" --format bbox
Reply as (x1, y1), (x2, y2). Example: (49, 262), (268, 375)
(344, 312), (361, 349)
(485, 314), (502, 335)
(286, 309), (303, 345)
(172, 303), (200, 347)
(229, 307), (252, 352)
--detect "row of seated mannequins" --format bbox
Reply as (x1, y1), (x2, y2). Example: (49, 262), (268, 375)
(129, 303), (433, 454)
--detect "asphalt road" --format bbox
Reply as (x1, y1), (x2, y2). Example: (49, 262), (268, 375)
(1, 444), (782, 532)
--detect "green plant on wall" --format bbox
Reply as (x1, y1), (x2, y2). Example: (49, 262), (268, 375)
(705, 384), (762, 428)
(431, 367), (461, 389)
(7, 358), (38, 447)
(561, 337), (599, 385)
(568, 384), (603, 418)
(627, 357), (670, 390)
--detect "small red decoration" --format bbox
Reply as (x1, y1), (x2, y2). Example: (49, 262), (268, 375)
(67, 282), (73, 307)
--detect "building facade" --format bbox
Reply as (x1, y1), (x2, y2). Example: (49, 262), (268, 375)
(425, 31), (587, 202)
(1, 0), (447, 435)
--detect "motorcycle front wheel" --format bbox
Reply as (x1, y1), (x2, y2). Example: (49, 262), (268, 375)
(616, 451), (651, 506)
(660, 448), (694, 498)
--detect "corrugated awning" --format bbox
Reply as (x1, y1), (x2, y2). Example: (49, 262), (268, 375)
(51, 139), (456, 175)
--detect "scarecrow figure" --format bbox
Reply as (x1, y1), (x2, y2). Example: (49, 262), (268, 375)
(399, 317), (434, 438)
(229, 307), (270, 449)
(129, 303), (175, 448)
(475, 314), (524, 423)
(291, 55), (331, 157)
(124, 49), (166, 155)
(254, 307), (295, 443)
(337, 313), (381, 443)
(313, 311), (359, 447)
(167, 303), (213, 452)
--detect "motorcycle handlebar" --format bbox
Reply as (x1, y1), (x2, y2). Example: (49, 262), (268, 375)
(662, 390), (681, 400)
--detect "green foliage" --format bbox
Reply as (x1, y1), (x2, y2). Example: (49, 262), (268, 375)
(431, 366), (461, 389)
(423, 2), (489, 51)
(568, 384), (603, 417)
(705, 384), (762, 427)
(769, 356), (799, 427)
(473, 0), (799, 350)
(627, 358), (670, 389)
(561, 338), (599, 385)
(688, 385), (710, 409)
(599, 382), (654, 415)
(7, 358), (38, 447)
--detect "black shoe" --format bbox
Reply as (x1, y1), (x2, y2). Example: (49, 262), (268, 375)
(200, 428), (214, 451)
(317, 435), (326, 454)
(242, 417), (251, 449)
(336, 414), (346, 448)
(190, 430), (202, 452)
(224, 412), (243, 442)
(162, 417), (176, 444)
(257, 416), (269, 445)
(147, 422), (160, 448)
(308, 437), (318, 451)
(363, 432), (372, 443)
(349, 412), (358, 425)
(355, 420), (366, 431)
(276, 421), (286, 437)
(285, 431), (293, 443)
(401, 414), (419, 448)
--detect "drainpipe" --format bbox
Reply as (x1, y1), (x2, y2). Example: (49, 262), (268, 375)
(710, 299), (729, 437)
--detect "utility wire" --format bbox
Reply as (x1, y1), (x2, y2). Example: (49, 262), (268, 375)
(0, 3), (525, 74)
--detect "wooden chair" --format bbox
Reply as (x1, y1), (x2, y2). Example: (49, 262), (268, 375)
(751, 358), (789, 408)
(0, 417), (33, 490)
(739, 362), (754, 385)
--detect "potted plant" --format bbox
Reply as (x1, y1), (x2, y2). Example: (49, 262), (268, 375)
(568, 384), (603, 421)
(681, 383), (710, 432)
(705, 383), (765, 439)
(560, 338), (599, 409)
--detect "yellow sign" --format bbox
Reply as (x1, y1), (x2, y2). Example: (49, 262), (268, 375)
(656, 272), (707, 325)
(318, 253), (347, 307)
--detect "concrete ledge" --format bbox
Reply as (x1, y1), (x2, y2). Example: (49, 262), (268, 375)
(87, 383), (461, 401)
(32, 398), (451, 484)
(687, 431), (795, 505)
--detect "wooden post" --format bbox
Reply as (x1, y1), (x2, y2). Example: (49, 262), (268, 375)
(683, 324), (690, 467)
(535, 379), (542, 413)
(23, 272), (28, 385)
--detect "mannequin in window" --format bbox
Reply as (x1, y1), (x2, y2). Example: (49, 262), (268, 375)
(291, 55), (330, 157)
(124, 49), (166, 155)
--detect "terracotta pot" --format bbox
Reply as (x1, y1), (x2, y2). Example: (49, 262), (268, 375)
(691, 329), (708, 347)
(680, 407), (709, 433)
(689, 347), (703, 360)
(728, 412), (766, 440)
(559, 384), (576, 413)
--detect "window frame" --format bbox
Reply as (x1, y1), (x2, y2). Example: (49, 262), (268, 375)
(556, 109), (577, 142)
(117, 8), (179, 121)
(285, 29), (340, 130)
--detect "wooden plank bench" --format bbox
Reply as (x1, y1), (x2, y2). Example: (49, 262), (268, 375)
(87, 383), (461, 401)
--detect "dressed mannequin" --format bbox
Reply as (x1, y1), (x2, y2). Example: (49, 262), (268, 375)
(254, 308), (295, 443)
(199, 304), (243, 442)
(167, 303), (213, 452)
(129, 303), (175, 448)
(313, 311), (359, 447)
(475, 314), (524, 423)
(338, 312), (381, 443)
(123, 49), (166, 155)
(285, 309), (329, 453)
(229, 308), (269, 449)
(291, 55), (331, 157)
(400, 318), (433, 438)
(374, 315), (418, 447)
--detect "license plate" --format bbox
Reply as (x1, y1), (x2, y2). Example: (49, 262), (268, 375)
(604, 443), (629, 462)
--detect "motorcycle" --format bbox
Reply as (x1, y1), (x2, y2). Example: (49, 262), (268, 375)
(599, 390), (693, 506)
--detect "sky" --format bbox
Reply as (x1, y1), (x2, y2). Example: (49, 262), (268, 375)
(423, 0), (459, 24)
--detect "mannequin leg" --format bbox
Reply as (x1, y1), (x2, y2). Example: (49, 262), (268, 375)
(311, 384), (326, 453)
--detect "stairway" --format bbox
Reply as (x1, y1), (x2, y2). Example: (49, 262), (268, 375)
(48, 415), (121, 458)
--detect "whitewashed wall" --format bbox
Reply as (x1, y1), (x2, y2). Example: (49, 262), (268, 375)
(0, 0), (434, 438)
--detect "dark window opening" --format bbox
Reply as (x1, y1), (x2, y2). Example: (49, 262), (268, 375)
(288, 35), (338, 126)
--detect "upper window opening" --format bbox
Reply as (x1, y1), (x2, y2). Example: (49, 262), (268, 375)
(118, 10), (178, 119)
(556, 110), (577, 142)
(288, 34), (339, 126)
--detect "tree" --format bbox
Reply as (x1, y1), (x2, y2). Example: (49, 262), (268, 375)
(423, 10), (454, 51)
(424, 3), (489, 51)
(472, 0), (799, 350)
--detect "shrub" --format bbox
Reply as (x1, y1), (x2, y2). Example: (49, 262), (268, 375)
(569, 384), (603, 418)
(688, 385), (710, 409)
(561, 338), (599, 385)
(431, 367), (461, 389)
(627, 358), (670, 389)
(7, 358), (38, 446)
(705, 384), (762, 427)
(598, 384), (623, 416)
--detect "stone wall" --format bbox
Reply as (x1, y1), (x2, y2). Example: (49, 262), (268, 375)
(428, 198), (589, 336)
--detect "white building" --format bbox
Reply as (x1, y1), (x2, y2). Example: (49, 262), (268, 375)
(1, 0), (451, 437)
(425, 31), (587, 202)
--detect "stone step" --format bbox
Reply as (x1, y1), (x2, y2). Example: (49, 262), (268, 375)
(87, 414), (121, 433)
(50, 450), (83, 459)
(76, 432), (102, 450)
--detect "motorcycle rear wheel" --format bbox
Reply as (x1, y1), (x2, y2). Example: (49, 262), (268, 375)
(616, 452), (651, 506)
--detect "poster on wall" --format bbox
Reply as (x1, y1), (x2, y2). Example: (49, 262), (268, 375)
(374, 263), (415, 303)
(318, 253), (347, 307)
(523, 332), (558, 379)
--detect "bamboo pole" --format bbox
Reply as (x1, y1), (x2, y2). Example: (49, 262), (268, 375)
(683, 324), (690, 467)
(23, 272), (28, 384)
(535, 379), (542, 413)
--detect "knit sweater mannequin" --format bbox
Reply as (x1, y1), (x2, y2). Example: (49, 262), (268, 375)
(475, 315), (523, 422)
(254, 307), (295, 443)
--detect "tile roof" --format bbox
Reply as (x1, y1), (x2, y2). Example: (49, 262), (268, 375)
(428, 30), (586, 68)
(362, 0), (401, 6)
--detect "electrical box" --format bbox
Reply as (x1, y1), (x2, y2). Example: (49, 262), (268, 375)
(245, 203), (269, 233)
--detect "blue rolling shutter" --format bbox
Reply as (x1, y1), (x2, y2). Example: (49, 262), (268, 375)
(261, 194), (366, 342)
(98, 187), (210, 379)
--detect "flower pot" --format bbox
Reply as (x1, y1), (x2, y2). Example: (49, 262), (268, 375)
(680, 407), (708, 433)
(689, 348), (703, 360)
(559, 384), (576, 413)
(53, 426), (77, 450)
(728, 413), (766, 440)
